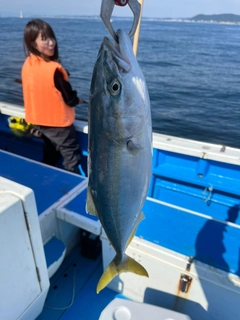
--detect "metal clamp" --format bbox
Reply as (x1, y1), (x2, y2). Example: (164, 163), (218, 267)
(202, 186), (213, 203)
(100, 0), (141, 41)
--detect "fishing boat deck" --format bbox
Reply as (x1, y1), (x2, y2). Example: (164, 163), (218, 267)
(1, 106), (240, 319)
(0, 148), (194, 319)
(36, 246), (117, 320)
(2, 146), (240, 276)
(0, 148), (119, 319)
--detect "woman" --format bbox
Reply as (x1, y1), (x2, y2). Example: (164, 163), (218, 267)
(22, 19), (84, 174)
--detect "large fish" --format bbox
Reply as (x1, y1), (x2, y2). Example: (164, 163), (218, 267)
(87, 29), (152, 293)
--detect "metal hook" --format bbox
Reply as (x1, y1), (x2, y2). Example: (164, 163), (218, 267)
(100, 0), (141, 42)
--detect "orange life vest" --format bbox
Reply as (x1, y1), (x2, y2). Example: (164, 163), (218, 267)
(22, 55), (75, 127)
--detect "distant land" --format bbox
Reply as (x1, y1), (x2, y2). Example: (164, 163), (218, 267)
(1, 13), (240, 25)
(190, 14), (240, 23)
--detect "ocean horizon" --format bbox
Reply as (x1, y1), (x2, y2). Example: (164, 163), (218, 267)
(1, 14), (240, 24)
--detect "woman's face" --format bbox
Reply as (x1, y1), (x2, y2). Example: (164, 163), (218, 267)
(35, 32), (56, 59)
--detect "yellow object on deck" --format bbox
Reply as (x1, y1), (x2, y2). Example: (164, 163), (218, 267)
(8, 117), (34, 137)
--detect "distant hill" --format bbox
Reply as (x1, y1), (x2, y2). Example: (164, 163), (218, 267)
(191, 14), (240, 23)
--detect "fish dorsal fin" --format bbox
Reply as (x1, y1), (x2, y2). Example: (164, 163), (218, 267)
(86, 188), (99, 217)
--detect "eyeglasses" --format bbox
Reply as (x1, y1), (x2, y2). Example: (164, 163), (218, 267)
(41, 37), (56, 47)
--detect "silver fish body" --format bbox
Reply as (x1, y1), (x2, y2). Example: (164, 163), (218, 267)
(87, 29), (152, 293)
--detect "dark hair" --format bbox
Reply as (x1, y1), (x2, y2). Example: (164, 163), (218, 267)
(23, 19), (60, 62)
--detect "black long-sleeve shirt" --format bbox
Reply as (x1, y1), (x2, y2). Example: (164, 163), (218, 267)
(54, 69), (79, 107)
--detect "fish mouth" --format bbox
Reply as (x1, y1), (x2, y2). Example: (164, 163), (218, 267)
(102, 30), (131, 73)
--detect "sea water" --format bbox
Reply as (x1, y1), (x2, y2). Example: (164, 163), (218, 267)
(0, 17), (240, 148)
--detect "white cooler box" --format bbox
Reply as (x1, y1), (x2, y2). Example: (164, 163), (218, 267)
(0, 177), (49, 320)
(99, 297), (191, 320)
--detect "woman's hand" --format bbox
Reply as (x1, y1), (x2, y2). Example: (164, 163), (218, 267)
(78, 98), (87, 104)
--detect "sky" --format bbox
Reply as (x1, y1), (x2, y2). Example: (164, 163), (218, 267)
(1, 0), (240, 18)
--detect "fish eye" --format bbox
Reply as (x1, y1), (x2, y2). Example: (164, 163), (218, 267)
(109, 80), (121, 96)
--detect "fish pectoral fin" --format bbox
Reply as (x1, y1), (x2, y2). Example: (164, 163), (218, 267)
(126, 212), (145, 248)
(139, 211), (145, 223)
(126, 139), (142, 155)
(97, 254), (148, 294)
(86, 188), (99, 217)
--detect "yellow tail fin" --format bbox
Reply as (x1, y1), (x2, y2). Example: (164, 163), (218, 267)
(96, 254), (148, 293)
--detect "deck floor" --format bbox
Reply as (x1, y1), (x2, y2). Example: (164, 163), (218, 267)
(37, 246), (117, 320)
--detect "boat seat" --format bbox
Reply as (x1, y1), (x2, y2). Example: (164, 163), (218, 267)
(0, 149), (86, 216)
(43, 237), (66, 278)
(56, 185), (101, 235)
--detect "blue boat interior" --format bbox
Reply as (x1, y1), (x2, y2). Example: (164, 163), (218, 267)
(0, 113), (88, 175)
(0, 150), (85, 215)
(36, 247), (118, 320)
(0, 112), (240, 317)
(0, 147), (119, 319)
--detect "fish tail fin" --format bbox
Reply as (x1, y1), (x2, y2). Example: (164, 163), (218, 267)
(96, 258), (119, 294)
(96, 254), (148, 293)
